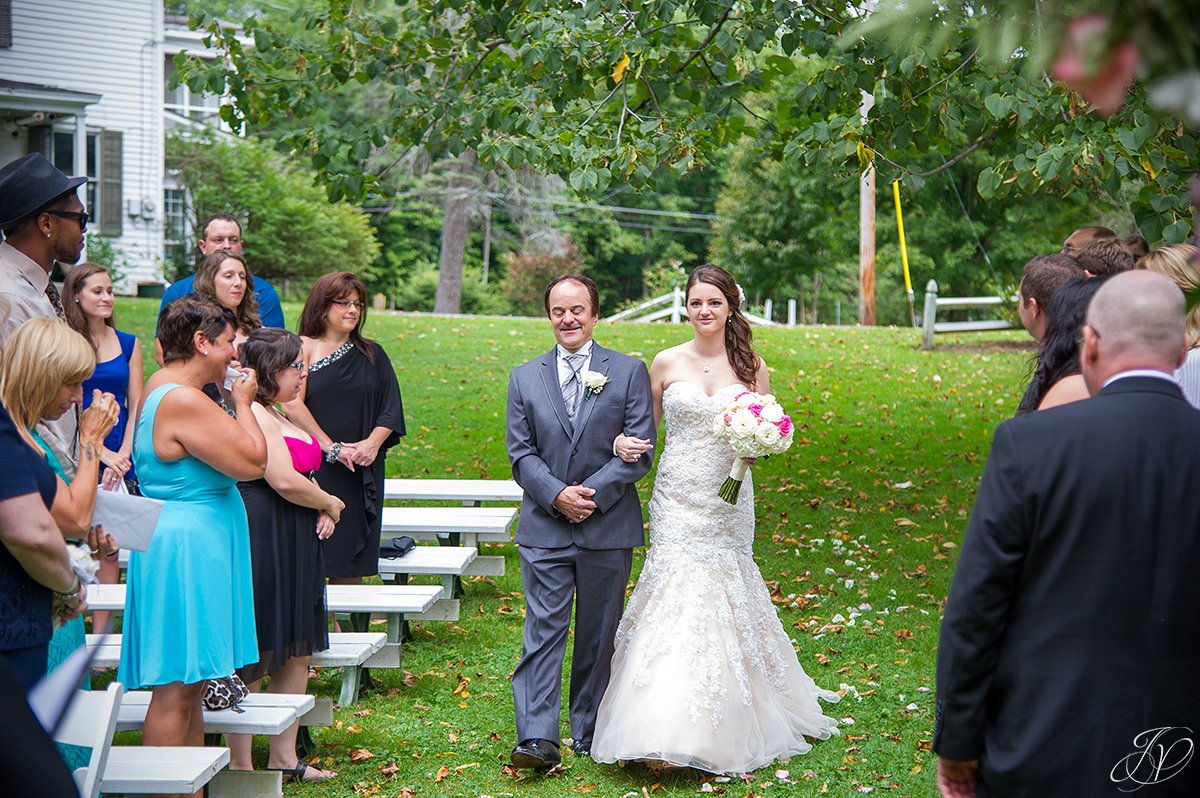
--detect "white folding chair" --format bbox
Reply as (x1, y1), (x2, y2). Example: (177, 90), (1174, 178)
(53, 682), (124, 798)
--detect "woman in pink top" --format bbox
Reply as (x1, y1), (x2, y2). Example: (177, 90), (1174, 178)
(228, 328), (345, 782)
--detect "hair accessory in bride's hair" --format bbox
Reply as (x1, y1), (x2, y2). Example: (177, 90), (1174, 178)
(735, 283), (746, 307)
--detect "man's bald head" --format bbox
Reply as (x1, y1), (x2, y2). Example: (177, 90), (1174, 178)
(1082, 271), (1188, 393)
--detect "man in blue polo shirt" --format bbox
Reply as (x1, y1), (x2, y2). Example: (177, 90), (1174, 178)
(157, 214), (285, 328)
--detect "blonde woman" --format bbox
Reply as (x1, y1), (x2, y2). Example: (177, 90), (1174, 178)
(1138, 243), (1200, 407)
(0, 318), (118, 747)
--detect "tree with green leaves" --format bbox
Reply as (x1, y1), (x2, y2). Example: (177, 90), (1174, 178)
(175, 1), (1193, 314)
(166, 130), (378, 294)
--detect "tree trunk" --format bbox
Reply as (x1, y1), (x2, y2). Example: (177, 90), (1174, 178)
(434, 150), (477, 314)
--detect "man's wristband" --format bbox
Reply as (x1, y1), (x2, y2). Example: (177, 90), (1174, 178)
(325, 441), (343, 464)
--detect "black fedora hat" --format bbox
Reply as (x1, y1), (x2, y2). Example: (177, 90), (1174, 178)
(0, 153), (87, 229)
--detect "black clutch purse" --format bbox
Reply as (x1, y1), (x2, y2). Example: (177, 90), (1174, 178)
(380, 536), (416, 559)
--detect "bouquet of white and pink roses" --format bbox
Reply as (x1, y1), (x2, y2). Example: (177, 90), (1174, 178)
(712, 391), (794, 504)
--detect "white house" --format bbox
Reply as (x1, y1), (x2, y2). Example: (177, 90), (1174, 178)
(0, 2), (234, 292)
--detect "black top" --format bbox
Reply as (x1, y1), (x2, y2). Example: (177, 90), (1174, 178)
(0, 400), (58, 653)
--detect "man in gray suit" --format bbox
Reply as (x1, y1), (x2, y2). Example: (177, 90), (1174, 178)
(506, 274), (656, 769)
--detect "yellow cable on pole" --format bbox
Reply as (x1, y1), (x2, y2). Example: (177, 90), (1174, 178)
(892, 179), (916, 327)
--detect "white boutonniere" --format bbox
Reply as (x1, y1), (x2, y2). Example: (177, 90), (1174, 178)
(582, 370), (609, 399)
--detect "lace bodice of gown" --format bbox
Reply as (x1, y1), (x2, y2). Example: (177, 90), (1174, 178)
(649, 382), (754, 552)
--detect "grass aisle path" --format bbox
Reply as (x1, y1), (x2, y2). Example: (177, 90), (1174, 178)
(116, 299), (1032, 797)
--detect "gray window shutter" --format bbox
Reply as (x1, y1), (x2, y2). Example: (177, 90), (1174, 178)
(27, 124), (52, 157)
(98, 130), (122, 237)
(0, 1), (12, 49)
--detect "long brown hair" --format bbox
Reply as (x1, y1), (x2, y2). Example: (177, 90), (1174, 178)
(686, 264), (759, 389)
(61, 262), (114, 350)
(298, 272), (376, 362)
(194, 250), (261, 333)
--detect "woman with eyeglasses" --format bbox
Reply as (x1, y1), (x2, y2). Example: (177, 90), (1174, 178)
(282, 273), (405, 586)
(226, 328), (344, 781)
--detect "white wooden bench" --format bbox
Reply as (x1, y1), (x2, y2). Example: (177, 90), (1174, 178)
(87, 631), (389, 706)
(102, 746), (232, 795)
(383, 478), (524, 503)
(114, 691), (316, 735)
(379, 506), (517, 544)
(377, 544), (480, 599)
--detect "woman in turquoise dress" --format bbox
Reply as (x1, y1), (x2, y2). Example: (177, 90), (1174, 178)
(118, 296), (267, 751)
(0, 318), (120, 771)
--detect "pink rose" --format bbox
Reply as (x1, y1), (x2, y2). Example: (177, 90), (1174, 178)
(748, 403), (764, 416)
(778, 416), (793, 435)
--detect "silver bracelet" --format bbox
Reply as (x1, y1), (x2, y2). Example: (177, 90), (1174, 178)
(325, 441), (343, 464)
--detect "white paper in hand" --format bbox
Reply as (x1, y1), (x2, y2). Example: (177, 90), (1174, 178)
(93, 488), (164, 552)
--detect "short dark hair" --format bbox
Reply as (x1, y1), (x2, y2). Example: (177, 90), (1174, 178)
(200, 213), (242, 241)
(1019, 253), (1084, 309)
(543, 274), (599, 317)
(158, 295), (237, 364)
(238, 327), (302, 405)
(1075, 237), (1136, 276)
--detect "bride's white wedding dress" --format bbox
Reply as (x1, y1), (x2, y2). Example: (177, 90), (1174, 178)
(591, 382), (839, 774)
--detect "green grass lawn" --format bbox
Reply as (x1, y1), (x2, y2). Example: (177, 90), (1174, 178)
(112, 297), (1034, 797)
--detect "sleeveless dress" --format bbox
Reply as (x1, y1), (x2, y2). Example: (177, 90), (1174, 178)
(303, 341), (405, 578)
(591, 382), (840, 774)
(83, 329), (137, 483)
(118, 383), (258, 688)
(237, 433), (329, 683)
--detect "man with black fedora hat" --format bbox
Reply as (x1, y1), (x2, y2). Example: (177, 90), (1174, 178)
(0, 152), (89, 455)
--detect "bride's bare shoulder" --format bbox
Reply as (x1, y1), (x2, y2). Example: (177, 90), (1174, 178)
(651, 342), (691, 367)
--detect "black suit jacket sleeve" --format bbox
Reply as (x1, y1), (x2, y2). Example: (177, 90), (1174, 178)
(934, 422), (1030, 761)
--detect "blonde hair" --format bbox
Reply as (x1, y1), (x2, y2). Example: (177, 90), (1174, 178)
(0, 318), (96, 431)
(1137, 243), (1200, 347)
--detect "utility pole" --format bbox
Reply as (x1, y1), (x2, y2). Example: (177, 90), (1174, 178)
(858, 0), (876, 326)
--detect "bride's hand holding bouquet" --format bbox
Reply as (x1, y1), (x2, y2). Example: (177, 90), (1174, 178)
(713, 391), (794, 504)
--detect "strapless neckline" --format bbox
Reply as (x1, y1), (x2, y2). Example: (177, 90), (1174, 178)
(664, 381), (747, 400)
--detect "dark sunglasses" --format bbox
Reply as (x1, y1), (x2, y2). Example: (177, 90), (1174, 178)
(45, 209), (89, 231)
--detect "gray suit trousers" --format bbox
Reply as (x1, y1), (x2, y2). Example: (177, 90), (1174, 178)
(511, 543), (632, 745)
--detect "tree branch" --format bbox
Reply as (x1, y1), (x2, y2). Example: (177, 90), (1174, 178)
(901, 47), (978, 107)
(678, 7), (734, 75)
(871, 131), (998, 178)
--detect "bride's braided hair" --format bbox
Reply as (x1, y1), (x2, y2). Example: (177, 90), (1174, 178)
(687, 264), (759, 389)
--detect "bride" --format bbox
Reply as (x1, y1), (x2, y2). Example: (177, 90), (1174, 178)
(590, 264), (839, 774)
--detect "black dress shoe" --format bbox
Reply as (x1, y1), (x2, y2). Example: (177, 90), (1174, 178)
(511, 739), (561, 770)
(571, 739), (591, 757)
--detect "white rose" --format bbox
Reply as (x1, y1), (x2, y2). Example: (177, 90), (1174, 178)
(759, 402), (784, 423)
(730, 409), (757, 436)
(756, 423), (782, 446)
(582, 370), (609, 393)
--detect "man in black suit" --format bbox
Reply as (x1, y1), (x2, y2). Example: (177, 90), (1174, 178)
(935, 270), (1200, 798)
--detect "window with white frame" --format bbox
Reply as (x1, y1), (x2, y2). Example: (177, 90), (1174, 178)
(163, 55), (222, 123)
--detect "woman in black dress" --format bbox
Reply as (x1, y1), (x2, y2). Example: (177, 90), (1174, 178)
(228, 328), (344, 781)
(283, 273), (405, 584)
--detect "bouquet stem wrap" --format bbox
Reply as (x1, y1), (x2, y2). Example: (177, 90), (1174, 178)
(718, 460), (749, 504)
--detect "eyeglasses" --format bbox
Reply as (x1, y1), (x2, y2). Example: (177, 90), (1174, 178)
(45, 210), (89, 231)
(286, 360), (305, 371)
(332, 299), (365, 310)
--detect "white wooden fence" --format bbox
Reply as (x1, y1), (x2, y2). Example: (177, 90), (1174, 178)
(604, 287), (777, 326)
(921, 278), (1015, 350)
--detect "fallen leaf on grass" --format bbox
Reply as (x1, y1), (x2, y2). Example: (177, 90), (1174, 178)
(349, 748), (375, 762)
(435, 765), (450, 782)
(379, 762), (400, 777)
(347, 724), (363, 734)
(399, 788), (416, 798)
(403, 671), (419, 687)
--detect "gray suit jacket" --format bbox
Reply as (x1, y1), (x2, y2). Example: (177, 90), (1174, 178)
(506, 343), (655, 550)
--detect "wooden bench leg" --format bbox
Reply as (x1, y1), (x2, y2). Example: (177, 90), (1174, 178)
(436, 532), (466, 598)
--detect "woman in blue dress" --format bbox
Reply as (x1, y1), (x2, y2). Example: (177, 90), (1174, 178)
(63, 262), (144, 632)
(118, 296), (267, 752)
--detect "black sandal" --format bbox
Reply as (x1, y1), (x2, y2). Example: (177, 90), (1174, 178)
(267, 761), (337, 783)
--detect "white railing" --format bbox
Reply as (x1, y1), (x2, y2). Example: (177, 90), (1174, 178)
(604, 287), (777, 326)
(921, 279), (1015, 350)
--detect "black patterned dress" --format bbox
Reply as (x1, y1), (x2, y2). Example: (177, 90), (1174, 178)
(304, 341), (405, 578)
